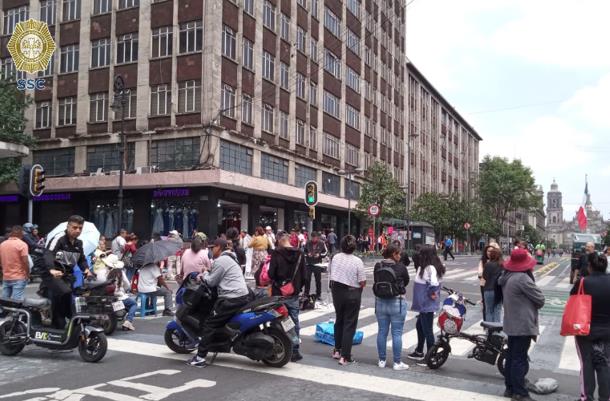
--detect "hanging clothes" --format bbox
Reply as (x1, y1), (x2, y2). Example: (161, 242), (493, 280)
(182, 209), (190, 239)
(152, 208), (164, 235)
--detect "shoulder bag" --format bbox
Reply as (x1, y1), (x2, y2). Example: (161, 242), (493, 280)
(560, 278), (591, 336)
(279, 253), (303, 297)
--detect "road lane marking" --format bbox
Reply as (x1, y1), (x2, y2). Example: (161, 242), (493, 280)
(299, 307), (375, 336)
(558, 337), (580, 372)
(536, 275), (556, 287)
(450, 320), (484, 356)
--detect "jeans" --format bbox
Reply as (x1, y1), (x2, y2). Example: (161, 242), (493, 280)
(331, 283), (362, 359)
(483, 290), (502, 323)
(575, 336), (610, 401)
(505, 336), (532, 397)
(142, 287), (173, 310)
(122, 297), (137, 322)
(283, 295), (300, 352)
(375, 297), (408, 363)
(2, 279), (27, 301)
(304, 264), (322, 298)
(415, 312), (435, 354)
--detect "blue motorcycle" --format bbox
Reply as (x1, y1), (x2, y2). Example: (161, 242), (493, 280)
(164, 273), (298, 368)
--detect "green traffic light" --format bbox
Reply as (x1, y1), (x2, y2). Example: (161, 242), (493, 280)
(307, 195), (315, 202)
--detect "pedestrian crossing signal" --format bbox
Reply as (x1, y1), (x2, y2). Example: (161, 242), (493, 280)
(304, 181), (318, 207)
(29, 164), (45, 197)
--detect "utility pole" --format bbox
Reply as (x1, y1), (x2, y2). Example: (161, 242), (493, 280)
(112, 75), (128, 231)
(339, 167), (364, 236)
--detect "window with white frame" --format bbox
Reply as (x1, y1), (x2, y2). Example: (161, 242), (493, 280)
(222, 25), (236, 59)
(117, 33), (138, 64)
(323, 133), (340, 159)
(113, 90), (137, 119)
(262, 51), (275, 81)
(220, 84), (235, 117)
(297, 0), (307, 9)
(242, 94), (253, 125)
(60, 45), (79, 73)
(296, 27), (306, 53)
(178, 80), (201, 113)
(36, 102), (52, 129)
(150, 84), (171, 116)
(364, 117), (371, 137)
(346, 67), (360, 93)
(323, 91), (340, 119)
(311, 0), (319, 19)
(310, 82), (318, 106)
(280, 62), (289, 89)
(296, 120), (306, 145)
(295, 164), (316, 188)
(179, 21), (202, 53)
(118, 0), (139, 9)
(62, 0), (80, 22)
(93, 0), (110, 15)
(91, 38), (111, 68)
(279, 111), (289, 139)
(347, 0), (360, 19)
(310, 38), (318, 62)
(324, 49), (341, 79)
(296, 73), (306, 99)
(244, 0), (254, 16)
(365, 47), (371, 66)
(89, 93), (108, 122)
(309, 127), (317, 150)
(58, 96), (77, 126)
(346, 143), (359, 166)
(243, 39), (254, 70)
(0, 58), (23, 81)
(263, 1), (276, 31)
(324, 8), (340, 37)
(40, 1), (56, 25)
(152, 26), (172, 58)
(381, 128), (387, 144)
(280, 13), (290, 41)
(261, 153), (288, 184)
(346, 105), (360, 129)
(262, 104), (274, 133)
(346, 29), (360, 56)
(366, 12), (374, 32)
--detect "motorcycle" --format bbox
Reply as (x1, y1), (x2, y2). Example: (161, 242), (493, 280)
(0, 296), (108, 362)
(425, 287), (508, 376)
(73, 278), (126, 335)
(164, 273), (298, 368)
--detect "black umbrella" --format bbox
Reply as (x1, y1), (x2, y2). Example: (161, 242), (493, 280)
(131, 240), (182, 268)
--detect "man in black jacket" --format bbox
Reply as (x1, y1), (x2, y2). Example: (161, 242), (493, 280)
(44, 215), (93, 329)
(226, 227), (246, 272)
(304, 232), (328, 300)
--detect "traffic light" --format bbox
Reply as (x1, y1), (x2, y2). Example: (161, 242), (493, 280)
(308, 206), (316, 219)
(304, 181), (318, 207)
(18, 165), (31, 197)
(29, 164), (45, 197)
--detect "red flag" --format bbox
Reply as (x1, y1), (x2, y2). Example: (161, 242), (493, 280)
(577, 206), (587, 231)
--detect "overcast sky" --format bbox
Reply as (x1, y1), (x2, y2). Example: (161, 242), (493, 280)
(407, 0), (610, 220)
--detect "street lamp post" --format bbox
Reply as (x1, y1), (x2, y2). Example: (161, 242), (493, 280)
(112, 76), (129, 231)
(339, 167), (364, 236)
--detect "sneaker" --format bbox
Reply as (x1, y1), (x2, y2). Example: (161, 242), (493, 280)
(407, 351), (425, 360)
(187, 355), (207, 367)
(332, 349), (341, 360)
(378, 360), (386, 368)
(393, 362), (410, 371)
(338, 357), (356, 366)
(291, 352), (303, 362)
(121, 321), (135, 331)
(503, 390), (512, 398)
(163, 309), (175, 317)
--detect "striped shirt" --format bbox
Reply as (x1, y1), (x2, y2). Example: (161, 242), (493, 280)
(329, 253), (366, 288)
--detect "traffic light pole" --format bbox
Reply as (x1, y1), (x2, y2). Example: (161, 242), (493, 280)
(114, 76), (127, 232)
(347, 170), (352, 236)
(27, 195), (33, 223)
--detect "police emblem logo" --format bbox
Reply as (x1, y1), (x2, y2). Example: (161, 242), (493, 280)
(7, 19), (56, 74)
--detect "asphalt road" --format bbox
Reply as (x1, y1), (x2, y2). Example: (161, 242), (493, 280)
(0, 254), (580, 401)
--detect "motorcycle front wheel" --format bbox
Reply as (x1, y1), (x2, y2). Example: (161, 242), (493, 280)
(0, 321), (26, 356)
(496, 352), (506, 376)
(262, 327), (292, 368)
(164, 328), (196, 354)
(78, 332), (108, 362)
(426, 341), (450, 370)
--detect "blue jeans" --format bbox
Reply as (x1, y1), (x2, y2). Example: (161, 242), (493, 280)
(122, 297), (137, 322)
(375, 297), (408, 363)
(415, 312), (436, 354)
(505, 336), (532, 397)
(483, 290), (502, 323)
(2, 279), (27, 301)
(283, 295), (300, 352)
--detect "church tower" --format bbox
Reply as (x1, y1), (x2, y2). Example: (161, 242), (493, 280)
(547, 180), (563, 227)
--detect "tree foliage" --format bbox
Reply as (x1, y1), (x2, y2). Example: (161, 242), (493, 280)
(519, 223), (543, 245)
(478, 156), (541, 229)
(356, 162), (406, 221)
(0, 78), (33, 184)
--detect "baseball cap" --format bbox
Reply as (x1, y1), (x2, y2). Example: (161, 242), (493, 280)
(209, 238), (229, 248)
(169, 230), (181, 237)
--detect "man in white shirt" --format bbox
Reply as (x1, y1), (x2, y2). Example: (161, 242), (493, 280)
(265, 226), (276, 250)
(111, 229), (128, 257)
(137, 263), (174, 316)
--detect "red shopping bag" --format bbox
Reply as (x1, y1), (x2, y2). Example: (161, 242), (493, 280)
(560, 279), (591, 336)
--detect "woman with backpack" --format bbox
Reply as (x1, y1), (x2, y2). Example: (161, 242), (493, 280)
(482, 246), (504, 322)
(374, 243), (410, 371)
(408, 245), (445, 361)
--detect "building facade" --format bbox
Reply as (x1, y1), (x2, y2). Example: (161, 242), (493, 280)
(405, 63), (481, 205)
(0, 0), (409, 239)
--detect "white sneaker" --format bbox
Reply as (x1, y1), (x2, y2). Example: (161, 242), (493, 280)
(393, 362), (410, 371)
(378, 360), (386, 368)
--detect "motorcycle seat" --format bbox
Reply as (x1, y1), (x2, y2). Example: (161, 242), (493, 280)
(239, 296), (281, 313)
(23, 297), (51, 308)
(481, 321), (503, 331)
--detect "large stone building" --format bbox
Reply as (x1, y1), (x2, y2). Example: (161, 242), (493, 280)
(546, 180), (606, 248)
(0, 0), (413, 239)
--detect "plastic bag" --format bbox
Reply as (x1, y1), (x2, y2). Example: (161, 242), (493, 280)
(525, 378), (559, 395)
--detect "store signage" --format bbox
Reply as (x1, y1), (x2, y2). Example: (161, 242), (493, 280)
(153, 188), (191, 198)
(33, 193), (71, 202)
(0, 195), (19, 203)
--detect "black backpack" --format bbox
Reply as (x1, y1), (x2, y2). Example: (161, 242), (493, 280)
(373, 263), (402, 299)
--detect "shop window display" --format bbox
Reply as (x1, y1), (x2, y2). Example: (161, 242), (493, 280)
(91, 201), (135, 238)
(259, 206), (278, 231)
(217, 200), (242, 235)
(151, 200), (198, 238)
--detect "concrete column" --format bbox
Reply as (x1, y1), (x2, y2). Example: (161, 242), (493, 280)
(75, 0), (92, 135)
(253, 0), (264, 139)
(135, 0), (152, 131)
(202, 0), (223, 122)
(240, 203), (249, 232)
(277, 207), (285, 231)
(74, 145), (87, 173)
(288, 159), (295, 186)
(134, 140), (148, 168)
(252, 148), (262, 178)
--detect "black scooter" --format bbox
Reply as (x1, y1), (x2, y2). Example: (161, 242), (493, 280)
(74, 279), (126, 335)
(0, 296), (108, 362)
